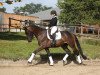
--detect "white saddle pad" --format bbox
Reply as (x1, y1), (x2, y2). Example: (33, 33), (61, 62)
(47, 30), (61, 40)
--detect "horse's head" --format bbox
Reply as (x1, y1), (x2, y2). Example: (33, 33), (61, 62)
(23, 20), (37, 42)
(23, 26), (34, 42)
(23, 20), (45, 42)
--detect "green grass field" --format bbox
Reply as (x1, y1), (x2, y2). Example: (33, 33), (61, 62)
(0, 32), (100, 60)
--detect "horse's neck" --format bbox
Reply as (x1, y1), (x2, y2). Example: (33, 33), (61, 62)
(32, 26), (46, 38)
(33, 27), (46, 45)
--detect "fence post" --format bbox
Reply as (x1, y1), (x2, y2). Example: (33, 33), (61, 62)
(9, 17), (11, 32)
(81, 25), (83, 35)
(74, 26), (76, 34)
(98, 29), (100, 38)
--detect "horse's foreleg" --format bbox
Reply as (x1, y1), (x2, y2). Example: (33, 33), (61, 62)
(28, 53), (35, 63)
(28, 46), (43, 63)
(45, 48), (54, 66)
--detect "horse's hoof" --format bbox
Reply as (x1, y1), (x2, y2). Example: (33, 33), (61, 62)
(49, 63), (54, 66)
(28, 61), (32, 64)
(63, 60), (66, 66)
(50, 64), (53, 66)
(78, 63), (82, 65)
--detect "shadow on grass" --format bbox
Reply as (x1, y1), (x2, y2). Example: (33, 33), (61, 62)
(0, 32), (26, 41)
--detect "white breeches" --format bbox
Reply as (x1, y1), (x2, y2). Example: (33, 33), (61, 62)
(51, 26), (57, 35)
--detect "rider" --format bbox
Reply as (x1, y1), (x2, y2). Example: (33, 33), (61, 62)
(49, 10), (58, 47)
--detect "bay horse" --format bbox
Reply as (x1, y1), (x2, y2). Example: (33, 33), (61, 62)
(24, 20), (87, 66)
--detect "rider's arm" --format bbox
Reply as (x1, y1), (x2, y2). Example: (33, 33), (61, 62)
(49, 17), (57, 27)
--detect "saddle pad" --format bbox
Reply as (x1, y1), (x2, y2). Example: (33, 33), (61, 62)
(47, 30), (61, 40)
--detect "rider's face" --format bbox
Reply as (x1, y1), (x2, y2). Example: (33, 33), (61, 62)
(51, 14), (55, 18)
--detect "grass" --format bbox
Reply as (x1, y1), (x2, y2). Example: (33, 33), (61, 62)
(82, 44), (100, 59)
(0, 32), (100, 60)
(0, 32), (38, 60)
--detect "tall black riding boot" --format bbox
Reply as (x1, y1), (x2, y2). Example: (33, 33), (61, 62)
(51, 34), (56, 47)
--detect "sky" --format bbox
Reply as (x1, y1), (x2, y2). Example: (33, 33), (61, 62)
(1, 0), (57, 13)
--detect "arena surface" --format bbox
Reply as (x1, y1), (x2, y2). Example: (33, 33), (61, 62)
(0, 60), (100, 75)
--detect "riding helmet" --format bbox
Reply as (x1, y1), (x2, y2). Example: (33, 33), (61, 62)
(50, 10), (57, 16)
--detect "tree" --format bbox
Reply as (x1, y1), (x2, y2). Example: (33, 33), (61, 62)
(0, 7), (6, 12)
(13, 3), (52, 15)
(6, 0), (13, 4)
(58, 0), (100, 25)
(0, 2), (3, 6)
(6, 0), (22, 4)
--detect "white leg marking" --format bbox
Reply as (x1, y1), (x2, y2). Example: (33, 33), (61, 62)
(49, 56), (54, 66)
(77, 55), (82, 64)
(28, 53), (35, 63)
(63, 54), (69, 61)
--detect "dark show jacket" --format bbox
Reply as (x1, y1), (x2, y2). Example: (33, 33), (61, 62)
(49, 17), (57, 27)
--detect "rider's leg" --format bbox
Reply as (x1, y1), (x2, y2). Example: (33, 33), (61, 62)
(51, 33), (56, 47)
(50, 26), (57, 47)
(50, 26), (57, 35)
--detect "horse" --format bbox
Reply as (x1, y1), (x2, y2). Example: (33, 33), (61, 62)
(23, 20), (87, 66)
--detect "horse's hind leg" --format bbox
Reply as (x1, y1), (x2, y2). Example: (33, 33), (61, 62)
(61, 44), (71, 65)
(73, 47), (82, 64)
(45, 48), (54, 66)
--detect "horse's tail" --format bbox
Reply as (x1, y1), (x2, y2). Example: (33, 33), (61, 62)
(74, 35), (87, 60)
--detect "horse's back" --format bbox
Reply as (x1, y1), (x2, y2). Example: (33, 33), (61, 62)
(61, 30), (74, 38)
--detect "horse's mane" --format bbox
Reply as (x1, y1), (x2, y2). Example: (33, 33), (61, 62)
(30, 23), (46, 31)
(25, 20), (46, 31)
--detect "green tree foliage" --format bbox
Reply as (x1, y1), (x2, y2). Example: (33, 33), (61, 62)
(6, 0), (13, 4)
(0, 7), (6, 12)
(58, 0), (100, 24)
(6, 0), (22, 4)
(13, 3), (52, 15)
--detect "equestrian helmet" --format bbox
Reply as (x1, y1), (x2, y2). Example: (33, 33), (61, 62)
(50, 10), (57, 16)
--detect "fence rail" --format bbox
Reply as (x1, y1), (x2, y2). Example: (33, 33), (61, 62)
(0, 24), (100, 38)
(0, 24), (24, 32)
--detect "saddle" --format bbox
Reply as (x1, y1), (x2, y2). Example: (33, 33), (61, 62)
(47, 28), (61, 40)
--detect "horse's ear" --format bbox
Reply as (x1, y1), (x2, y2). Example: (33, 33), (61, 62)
(24, 20), (30, 26)
(29, 20), (35, 25)
(23, 26), (27, 30)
